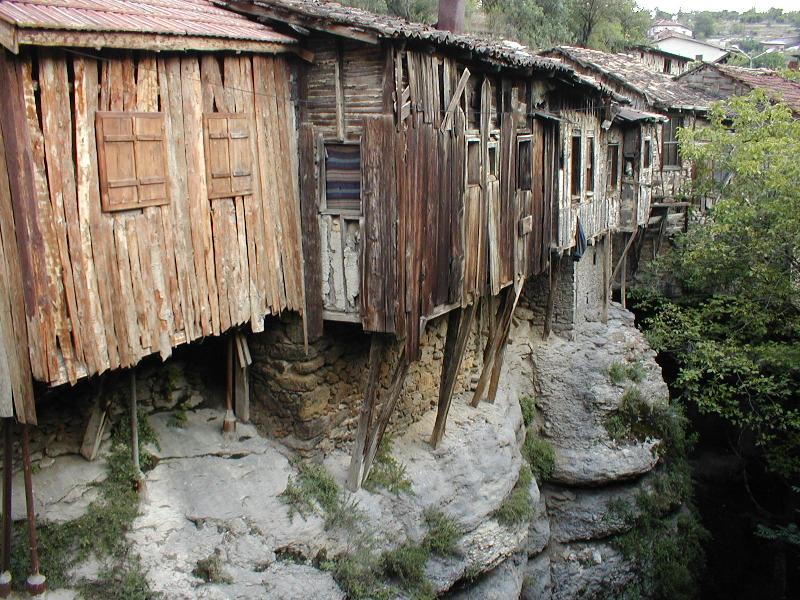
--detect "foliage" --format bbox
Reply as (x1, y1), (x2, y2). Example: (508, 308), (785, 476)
(519, 394), (536, 427)
(193, 552), (233, 584)
(485, 0), (571, 50)
(493, 464), (534, 525)
(11, 414), (158, 597)
(380, 543), (431, 594)
(342, 0), (438, 23)
(522, 433), (555, 481)
(363, 436), (413, 494)
(167, 407), (188, 429)
(608, 361), (627, 385)
(626, 360), (646, 383)
(567, 0), (649, 50)
(279, 460), (344, 524)
(79, 557), (159, 600)
(422, 507), (462, 556)
(637, 91), (800, 483)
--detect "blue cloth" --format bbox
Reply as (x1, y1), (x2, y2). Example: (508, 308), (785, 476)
(573, 217), (587, 262)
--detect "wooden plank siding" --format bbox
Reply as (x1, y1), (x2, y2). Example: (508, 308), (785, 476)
(300, 37), (558, 358)
(0, 47), (304, 408)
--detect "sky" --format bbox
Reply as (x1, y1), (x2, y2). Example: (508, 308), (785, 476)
(635, 0), (800, 13)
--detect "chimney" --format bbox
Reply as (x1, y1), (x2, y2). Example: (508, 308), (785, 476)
(437, 0), (466, 34)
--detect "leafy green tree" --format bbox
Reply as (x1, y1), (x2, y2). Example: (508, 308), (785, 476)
(635, 91), (800, 557)
(485, 0), (571, 49)
(343, 0), (438, 23)
(692, 12), (715, 40)
(566, 0), (649, 49)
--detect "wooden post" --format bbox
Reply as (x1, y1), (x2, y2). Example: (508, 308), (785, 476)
(543, 253), (560, 339)
(130, 371), (142, 481)
(430, 303), (477, 448)
(234, 333), (251, 423)
(470, 281), (524, 408)
(347, 335), (385, 491)
(361, 346), (409, 484)
(223, 336), (236, 433)
(602, 234), (610, 324)
(21, 425), (45, 595)
(0, 420), (12, 597)
(621, 234), (627, 309)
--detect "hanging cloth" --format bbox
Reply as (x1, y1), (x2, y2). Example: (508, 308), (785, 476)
(572, 217), (587, 262)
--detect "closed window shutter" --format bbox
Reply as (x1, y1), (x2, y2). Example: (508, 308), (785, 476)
(203, 113), (254, 199)
(96, 112), (168, 212)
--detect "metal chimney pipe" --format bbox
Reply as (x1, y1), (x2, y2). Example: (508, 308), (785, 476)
(437, 0), (466, 33)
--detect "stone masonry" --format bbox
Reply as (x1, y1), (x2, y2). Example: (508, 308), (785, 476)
(248, 312), (489, 455)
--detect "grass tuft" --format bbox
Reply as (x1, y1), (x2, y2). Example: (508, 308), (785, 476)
(519, 394), (536, 427)
(422, 507), (461, 556)
(493, 464), (534, 525)
(609, 362), (628, 385)
(523, 434), (555, 481)
(626, 361), (647, 383)
(167, 407), (188, 429)
(363, 436), (413, 495)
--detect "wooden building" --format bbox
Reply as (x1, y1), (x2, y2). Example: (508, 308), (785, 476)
(0, 0), (307, 424)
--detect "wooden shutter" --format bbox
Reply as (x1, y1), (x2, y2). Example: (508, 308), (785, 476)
(203, 113), (253, 199)
(96, 111), (169, 212)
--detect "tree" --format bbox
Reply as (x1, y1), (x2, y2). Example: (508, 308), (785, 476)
(569, 0), (610, 47)
(566, 0), (649, 49)
(635, 92), (800, 570)
(485, 0), (571, 50)
(692, 12), (715, 40)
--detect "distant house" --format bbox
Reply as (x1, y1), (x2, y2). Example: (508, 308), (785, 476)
(678, 63), (800, 115)
(647, 19), (692, 40)
(628, 45), (693, 76)
(652, 32), (729, 64)
(763, 36), (800, 53)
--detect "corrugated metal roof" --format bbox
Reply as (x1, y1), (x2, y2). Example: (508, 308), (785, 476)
(0, 0), (295, 44)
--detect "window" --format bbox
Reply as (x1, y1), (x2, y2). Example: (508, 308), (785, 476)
(643, 138), (651, 169)
(203, 113), (254, 199)
(488, 142), (498, 178)
(662, 116), (683, 168)
(608, 143), (620, 190)
(517, 137), (532, 191)
(570, 132), (582, 198)
(585, 135), (595, 194)
(467, 139), (480, 185)
(324, 143), (361, 212)
(96, 111), (169, 212)
(663, 59), (672, 74)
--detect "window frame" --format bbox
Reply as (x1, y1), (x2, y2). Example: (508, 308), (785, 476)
(466, 137), (481, 186)
(607, 142), (620, 190)
(516, 134), (533, 192)
(570, 130), (582, 201)
(585, 133), (595, 196)
(321, 140), (362, 215)
(662, 116), (683, 169)
(643, 137), (652, 169)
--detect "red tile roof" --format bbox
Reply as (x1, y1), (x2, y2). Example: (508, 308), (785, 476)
(0, 0), (295, 44)
(713, 64), (800, 113)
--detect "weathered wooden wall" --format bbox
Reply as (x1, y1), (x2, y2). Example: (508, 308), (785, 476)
(0, 48), (304, 409)
(555, 102), (612, 249)
(299, 38), (556, 358)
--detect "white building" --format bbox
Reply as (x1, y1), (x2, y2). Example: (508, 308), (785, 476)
(647, 19), (692, 40)
(653, 33), (729, 64)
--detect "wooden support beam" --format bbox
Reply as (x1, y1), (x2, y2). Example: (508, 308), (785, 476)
(234, 333), (252, 423)
(602, 233), (610, 324)
(361, 346), (409, 484)
(347, 335), (386, 491)
(543, 253), (560, 339)
(470, 281), (524, 408)
(430, 303), (477, 448)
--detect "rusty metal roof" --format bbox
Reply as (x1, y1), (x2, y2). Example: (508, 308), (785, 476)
(0, 0), (295, 44)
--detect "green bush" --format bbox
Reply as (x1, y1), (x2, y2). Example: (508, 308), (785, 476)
(363, 436), (413, 495)
(626, 361), (647, 383)
(519, 394), (536, 427)
(493, 464), (534, 525)
(523, 434), (555, 481)
(422, 507), (461, 556)
(279, 461), (345, 526)
(608, 362), (627, 385)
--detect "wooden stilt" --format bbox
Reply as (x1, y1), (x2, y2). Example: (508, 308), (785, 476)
(486, 325), (510, 404)
(601, 233), (610, 324)
(0, 420), (12, 597)
(347, 335), (386, 492)
(361, 347), (409, 484)
(234, 333), (252, 423)
(543, 253), (560, 339)
(223, 336), (236, 434)
(430, 303), (477, 449)
(130, 370), (143, 484)
(470, 281), (524, 408)
(21, 425), (45, 596)
(621, 239), (627, 309)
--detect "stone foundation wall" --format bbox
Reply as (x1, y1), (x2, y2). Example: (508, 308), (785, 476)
(248, 313), (487, 455)
(521, 236), (611, 339)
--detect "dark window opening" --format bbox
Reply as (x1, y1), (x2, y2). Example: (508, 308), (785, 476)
(586, 136), (595, 193)
(467, 139), (480, 185)
(325, 143), (361, 212)
(488, 143), (498, 178)
(662, 116), (683, 167)
(570, 133), (582, 198)
(663, 59), (672, 74)
(608, 143), (620, 190)
(517, 138), (532, 191)
(643, 139), (651, 169)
